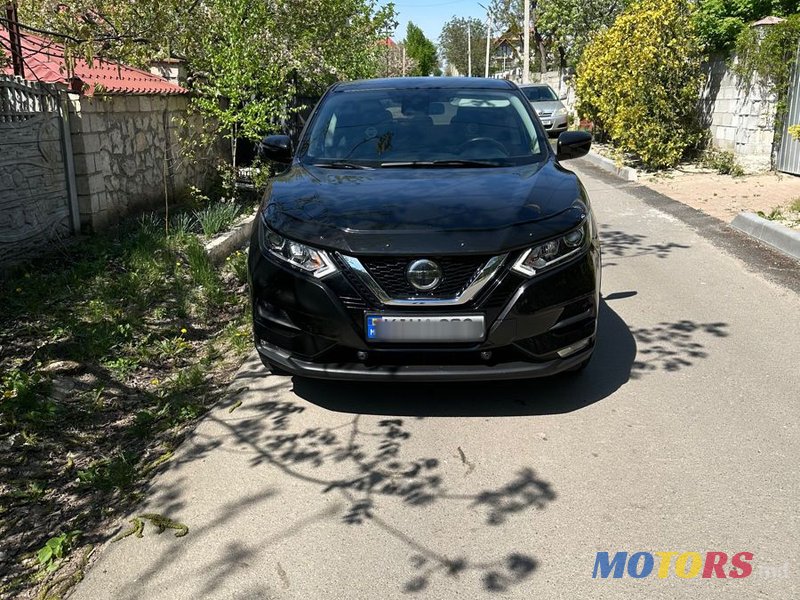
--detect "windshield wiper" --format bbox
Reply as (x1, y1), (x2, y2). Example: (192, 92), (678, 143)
(380, 160), (504, 168)
(312, 161), (374, 170)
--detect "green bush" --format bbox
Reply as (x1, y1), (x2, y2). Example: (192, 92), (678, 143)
(576, 0), (704, 169)
(700, 148), (744, 176)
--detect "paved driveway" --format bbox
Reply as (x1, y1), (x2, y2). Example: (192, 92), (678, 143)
(72, 161), (800, 599)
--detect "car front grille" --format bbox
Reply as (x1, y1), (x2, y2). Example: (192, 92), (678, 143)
(357, 255), (490, 299)
(538, 110), (553, 117)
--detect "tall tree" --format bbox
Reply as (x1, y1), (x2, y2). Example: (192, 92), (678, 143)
(694, 0), (799, 53)
(488, 0), (550, 72)
(16, 0), (191, 67)
(487, 0), (629, 71)
(439, 16), (487, 76)
(537, 0), (629, 68)
(16, 0), (398, 171)
(404, 22), (439, 76)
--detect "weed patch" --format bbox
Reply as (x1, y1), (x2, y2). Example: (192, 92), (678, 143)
(0, 212), (250, 599)
(700, 148), (744, 177)
(195, 202), (241, 236)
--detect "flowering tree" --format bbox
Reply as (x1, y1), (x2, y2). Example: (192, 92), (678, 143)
(576, 0), (703, 169)
(18, 0), (398, 174)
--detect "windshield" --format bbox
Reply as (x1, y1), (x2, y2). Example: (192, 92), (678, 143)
(300, 88), (547, 167)
(521, 86), (558, 102)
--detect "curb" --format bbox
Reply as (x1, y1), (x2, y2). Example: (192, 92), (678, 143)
(731, 212), (800, 261)
(573, 157), (800, 294)
(583, 151), (638, 182)
(204, 213), (256, 265)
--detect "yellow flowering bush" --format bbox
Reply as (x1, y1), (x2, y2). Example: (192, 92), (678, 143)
(576, 0), (704, 169)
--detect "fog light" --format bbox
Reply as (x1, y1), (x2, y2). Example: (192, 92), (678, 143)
(357, 351), (368, 361)
(480, 351), (492, 360)
(556, 337), (591, 358)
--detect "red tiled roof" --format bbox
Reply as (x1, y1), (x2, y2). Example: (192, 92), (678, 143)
(0, 26), (186, 95)
(378, 37), (397, 48)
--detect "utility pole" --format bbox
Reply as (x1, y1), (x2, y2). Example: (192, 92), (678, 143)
(5, 1), (25, 78)
(402, 46), (406, 77)
(522, 0), (530, 84)
(484, 13), (492, 78)
(467, 22), (472, 77)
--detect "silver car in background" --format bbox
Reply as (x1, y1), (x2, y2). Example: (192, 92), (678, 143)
(519, 84), (569, 137)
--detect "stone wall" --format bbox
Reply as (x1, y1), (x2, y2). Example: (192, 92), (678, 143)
(68, 94), (214, 231)
(700, 57), (777, 172)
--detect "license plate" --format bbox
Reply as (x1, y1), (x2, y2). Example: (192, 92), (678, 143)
(541, 119), (552, 126)
(365, 314), (485, 343)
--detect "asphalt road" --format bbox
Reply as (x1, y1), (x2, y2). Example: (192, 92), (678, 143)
(72, 161), (800, 599)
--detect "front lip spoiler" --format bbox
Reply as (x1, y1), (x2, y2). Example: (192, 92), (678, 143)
(257, 341), (593, 382)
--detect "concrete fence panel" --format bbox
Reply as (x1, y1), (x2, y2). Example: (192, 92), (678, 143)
(0, 77), (78, 269)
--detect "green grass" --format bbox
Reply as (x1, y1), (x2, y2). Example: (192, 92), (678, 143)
(757, 207), (783, 221)
(76, 453), (138, 492)
(227, 250), (249, 285)
(168, 212), (198, 236)
(194, 202), (241, 237)
(0, 211), (251, 599)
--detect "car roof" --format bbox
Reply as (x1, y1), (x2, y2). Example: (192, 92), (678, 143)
(518, 83), (553, 89)
(333, 77), (517, 91)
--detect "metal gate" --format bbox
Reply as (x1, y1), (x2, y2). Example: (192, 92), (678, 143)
(0, 76), (79, 269)
(776, 43), (800, 176)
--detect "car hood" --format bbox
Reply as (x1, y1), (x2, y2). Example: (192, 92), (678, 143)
(531, 100), (565, 114)
(263, 160), (586, 255)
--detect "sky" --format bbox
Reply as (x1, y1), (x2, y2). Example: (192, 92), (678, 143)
(390, 0), (490, 45)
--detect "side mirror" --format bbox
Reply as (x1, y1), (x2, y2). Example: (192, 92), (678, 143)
(556, 130), (592, 161)
(258, 134), (293, 164)
(559, 92), (568, 100)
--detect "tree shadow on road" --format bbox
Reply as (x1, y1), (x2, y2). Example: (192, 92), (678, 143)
(599, 224), (690, 267)
(98, 301), (730, 597)
(195, 402), (556, 594)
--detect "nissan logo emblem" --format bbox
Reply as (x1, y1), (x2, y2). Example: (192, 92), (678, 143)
(406, 259), (442, 291)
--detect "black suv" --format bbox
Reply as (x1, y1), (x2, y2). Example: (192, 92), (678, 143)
(248, 77), (600, 381)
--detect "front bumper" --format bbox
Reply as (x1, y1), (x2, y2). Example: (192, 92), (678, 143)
(541, 115), (569, 135)
(249, 237), (601, 381)
(256, 339), (594, 381)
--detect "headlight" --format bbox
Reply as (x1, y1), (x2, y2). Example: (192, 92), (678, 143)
(556, 107), (568, 116)
(259, 221), (337, 278)
(512, 206), (592, 277)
